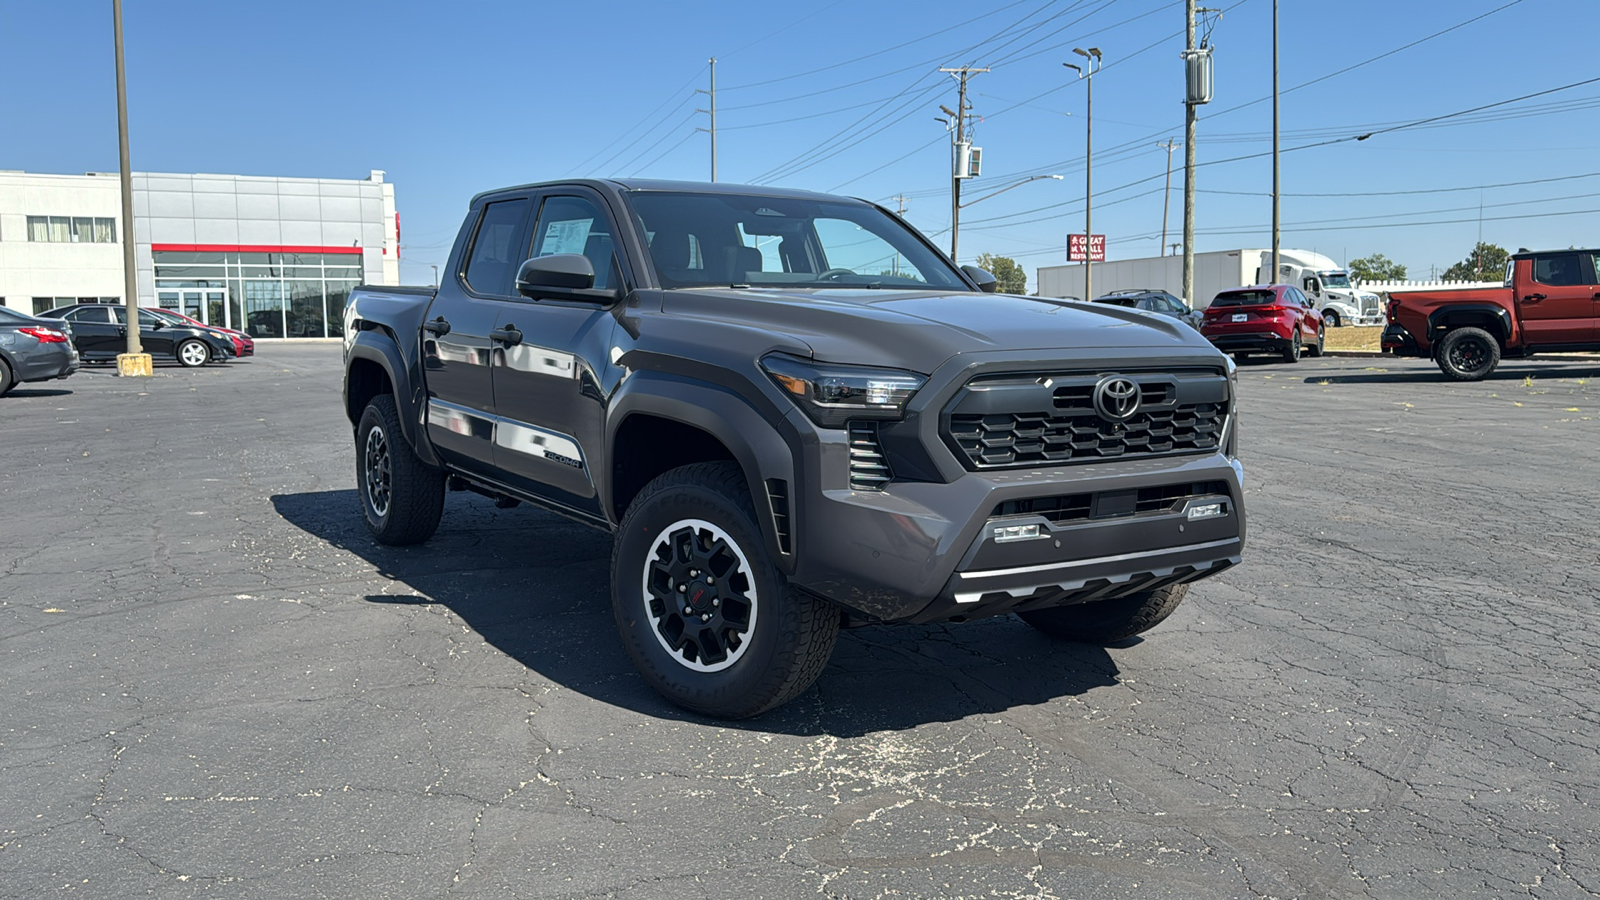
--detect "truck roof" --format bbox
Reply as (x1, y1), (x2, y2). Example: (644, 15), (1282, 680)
(470, 178), (859, 208)
(1511, 247), (1600, 259)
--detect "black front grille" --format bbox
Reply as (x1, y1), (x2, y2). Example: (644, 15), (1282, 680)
(945, 370), (1229, 469)
(992, 481), (1230, 524)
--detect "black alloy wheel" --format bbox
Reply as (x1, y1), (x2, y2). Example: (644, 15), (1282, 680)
(1436, 326), (1501, 381)
(612, 461), (839, 719)
(1309, 324), (1325, 357)
(1281, 331), (1302, 363)
(356, 394), (445, 545)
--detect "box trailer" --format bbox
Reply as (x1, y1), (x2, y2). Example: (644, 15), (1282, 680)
(1037, 248), (1384, 326)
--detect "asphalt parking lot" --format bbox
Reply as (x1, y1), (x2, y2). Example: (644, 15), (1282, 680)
(2, 344), (1597, 899)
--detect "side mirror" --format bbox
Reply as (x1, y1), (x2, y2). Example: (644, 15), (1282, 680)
(149, 319), (164, 330)
(961, 265), (1000, 293)
(515, 254), (619, 304)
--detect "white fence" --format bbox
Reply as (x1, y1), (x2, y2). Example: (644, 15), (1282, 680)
(1356, 279), (1502, 294)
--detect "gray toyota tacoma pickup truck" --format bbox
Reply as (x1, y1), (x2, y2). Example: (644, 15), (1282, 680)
(342, 179), (1245, 718)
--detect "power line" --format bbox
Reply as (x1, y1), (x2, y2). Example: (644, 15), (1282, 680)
(574, 65), (705, 173)
(1199, 170), (1600, 198)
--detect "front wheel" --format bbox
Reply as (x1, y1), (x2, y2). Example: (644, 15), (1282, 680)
(177, 339), (210, 368)
(1307, 324), (1325, 357)
(1435, 327), (1500, 381)
(1323, 309), (1342, 328)
(1018, 584), (1189, 643)
(612, 461), (839, 719)
(356, 394), (445, 545)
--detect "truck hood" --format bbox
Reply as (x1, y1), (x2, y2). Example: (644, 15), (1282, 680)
(660, 287), (1215, 372)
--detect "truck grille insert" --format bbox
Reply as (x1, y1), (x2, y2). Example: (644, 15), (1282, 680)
(992, 481), (1231, 524)
(848, 421), (892, 491)
(945, 370), (1229, 469)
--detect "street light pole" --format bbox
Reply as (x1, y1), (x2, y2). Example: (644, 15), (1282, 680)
(112, 0), (147, 374)
(1068, 47), (1101, 301)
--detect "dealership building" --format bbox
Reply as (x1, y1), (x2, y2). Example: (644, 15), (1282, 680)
(0, 168), (399, 338)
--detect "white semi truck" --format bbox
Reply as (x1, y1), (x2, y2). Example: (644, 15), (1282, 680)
(1037, 248), (1384, 326)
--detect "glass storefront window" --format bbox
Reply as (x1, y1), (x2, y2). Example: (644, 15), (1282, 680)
(286, 279), (325, 338)
(244, 281), (285, 338)
(325, 282), (357, 338)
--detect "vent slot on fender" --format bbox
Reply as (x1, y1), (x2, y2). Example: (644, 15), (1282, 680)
(765, 478), (792, 554)
(847, 421), (892, 491)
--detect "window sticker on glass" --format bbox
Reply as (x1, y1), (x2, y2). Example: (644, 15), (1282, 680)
(540, 218), (593, 256)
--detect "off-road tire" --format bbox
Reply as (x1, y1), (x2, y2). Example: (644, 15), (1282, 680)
(1307, 324), (1325, 357)
(1435, 326), (1500, 381)
(1281, 332), (1302, 363)
(356, 394), (445, 545)
(0, 358), (14, 396)
(176, 339), (210, 368)
(1018, 583), (1190, 644)
(612, 461), (840, 719)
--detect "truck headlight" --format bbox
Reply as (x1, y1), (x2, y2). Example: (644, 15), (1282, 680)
(760, 353), (926, 428)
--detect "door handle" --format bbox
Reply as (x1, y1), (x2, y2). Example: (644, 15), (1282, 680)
(490, 324), (523, 346)
(422, 316), (451, 337)
(1523, 293), (1547, 302)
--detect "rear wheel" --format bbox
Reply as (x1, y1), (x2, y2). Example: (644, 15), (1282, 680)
(356, 394), (445, 545)
(1019, 584), (1190, 643)
(612, 461), (839, 719)
(0, 358), (14, 396)
(1435, 327), (1500, 381)
(1281, 331), (1302, 363)
(176, 339), (210, 368)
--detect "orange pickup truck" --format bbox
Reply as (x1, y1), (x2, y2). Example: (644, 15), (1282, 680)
(1382, 247), (1600, 380)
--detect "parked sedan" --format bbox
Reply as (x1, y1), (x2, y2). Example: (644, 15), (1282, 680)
(39, 304), (234, 368)
(0, 306), (79, 395)
(1200, 284), (1325, 362)
(1092, 289), (1204, 330)
(146, 308), (254, 359)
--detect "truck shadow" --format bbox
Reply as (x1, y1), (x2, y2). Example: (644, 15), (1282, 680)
(1303, 360), (1600, 385)
(272, 489), (1122, 736)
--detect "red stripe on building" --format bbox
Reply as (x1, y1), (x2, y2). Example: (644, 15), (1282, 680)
(150, 244), (365, 255)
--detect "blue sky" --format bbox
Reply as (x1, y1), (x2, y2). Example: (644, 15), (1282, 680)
(3, 0), (1595, 290)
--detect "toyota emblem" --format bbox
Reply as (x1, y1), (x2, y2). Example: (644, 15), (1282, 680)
(1093, 376), (1140, 421)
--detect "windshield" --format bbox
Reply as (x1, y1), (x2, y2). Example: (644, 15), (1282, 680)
(1320, 272), (1351, 289)
(626, 191), (968, 291)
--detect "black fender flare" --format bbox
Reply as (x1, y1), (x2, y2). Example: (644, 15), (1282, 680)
(344, 330), (441, 468)
(606, 370), (803, 573)
(1426, 304), (1513, 352)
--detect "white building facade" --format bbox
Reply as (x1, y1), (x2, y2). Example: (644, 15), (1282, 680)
(0, 169), (399, 338)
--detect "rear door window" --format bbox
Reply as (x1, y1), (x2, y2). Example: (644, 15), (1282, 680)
(463, 199), (532, 296)
(1532, 253), (1584, 287)
(69, 306), (113, 324)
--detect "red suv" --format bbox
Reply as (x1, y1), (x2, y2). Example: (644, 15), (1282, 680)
(1201, 284), (1324, 363)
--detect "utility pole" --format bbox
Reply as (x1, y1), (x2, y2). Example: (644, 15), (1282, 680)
(939, 66), (986, 263)
(112, 0), (147, 375)
(1159, 139), (1179, 255)
(1182, 1), (1198, 307)
(1270, 0), (1280, 284)
(1067, 49), (1102, 301)
(695, 58), (718, 182)
(892, 195), (909, 276)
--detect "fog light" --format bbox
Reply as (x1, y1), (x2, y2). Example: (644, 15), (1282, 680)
(1187, 502), (1226, 521)
(993, 523), (1043, 543)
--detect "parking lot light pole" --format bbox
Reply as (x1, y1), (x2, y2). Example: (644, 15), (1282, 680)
(113, 0), (150, 376)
